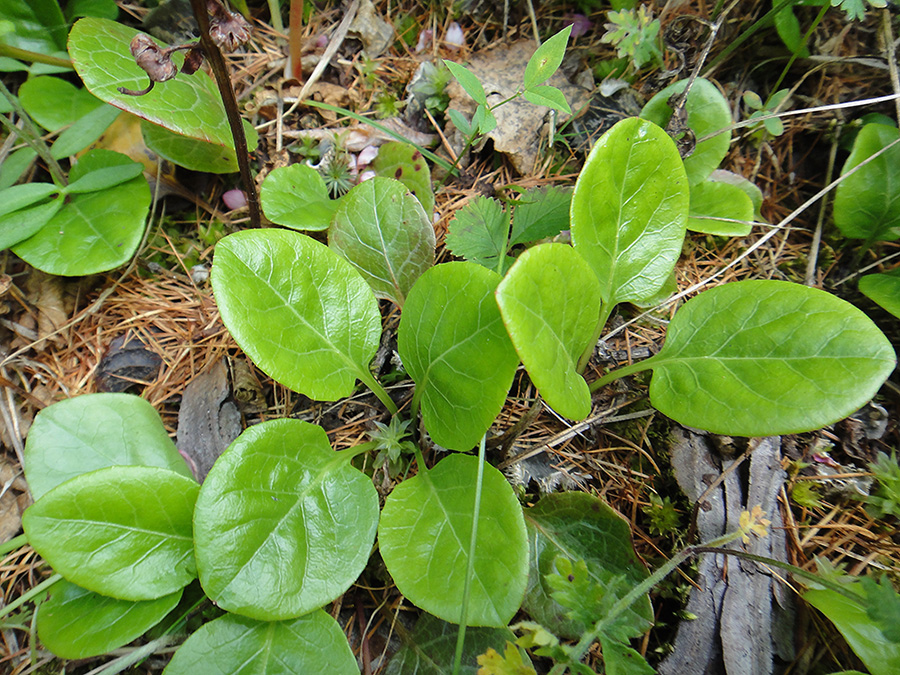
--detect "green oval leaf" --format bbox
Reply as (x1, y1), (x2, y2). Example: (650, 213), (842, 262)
(260, 163), (336, 231)
(194, 419), (379, 620)
(687, 179), (754, 236)
(0, 0), (67, 60)
(643, 280), (896, 436)
(163, 611), (358, 675)
(443, 60), (487, 106)
(23, 392), (191, 501)
(708, 169), (763, 219)
(141, 119), (255, 174)
(330, 177), (435, 306)
(68, 18), (255, 149)
(379, 454), (529, 627)
(640, 78), (732, 186)
(523, 25), (572, 90)
(571, 117), (689, 307)
(18, 75), (105, 131)
(522, 85), (571, 114)
(211, 229), (381, 400)
(23, 466), (199, 600)
(834, 123), (900, 241)
(13, 149), (150, 275)
(38, 579), (181, 659)
(370, 141), (435, 214)
(860, 268), (900, 318)
(522, 492), (651, 640)
(496, 243), (601, 421)
(398, 262), (519, 451)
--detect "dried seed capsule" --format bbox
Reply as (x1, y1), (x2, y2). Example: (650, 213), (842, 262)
(130, 33), (177, 83)
(207, 0), (251, 52)
(181, 46), (204, 75)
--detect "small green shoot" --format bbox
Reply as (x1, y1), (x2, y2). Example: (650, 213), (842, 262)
(600, 6), (663, 70)
(643, 493), (681, 535)
(743, 88), (790, 136)
(866, 452), (900, 519)
(370, 416), (417, 467)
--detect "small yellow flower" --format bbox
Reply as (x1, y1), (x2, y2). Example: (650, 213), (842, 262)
(739, 504), (772, 544)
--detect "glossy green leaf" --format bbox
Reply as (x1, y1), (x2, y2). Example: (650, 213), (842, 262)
(18, 76), (105, 131)
(38, 579), (181, 659)
(0, 0), (67, 58)
(13, 149), (150, 275)
(211, 229), (381, 400)
(64, 160), (144, 193)
(509, 186), (572, 247)
(163, 611), (358, 675)
(384, 613), (521, 675)
(398, 262), (519, 451)
(379, 454), (529, 627)
(445, 196), (511, 273)
(495, 243), (601, 421)
(640, 78), (732, 185)
(860, 268), (900, 318)
(23, 392), (191, 501)
(522, 492), (652, 640)
(370, 141), (435, 214)
(523, 25), (571, 89)
(142, 118), (257, 174)
(522, 85), (571, 114)
(687, 179), (754, 236)
(804, 586), (900, 675)
(0, 182), (59, 217)
(571, 117), (689, 307)
(638, 280), (897, 436)
(330, 177), (435, 306)
(68, 18), (252, 149)
(194, 419), (379, 620)
(708, 169), (764, 218)
(65, 0), (119, 21)
(50, 103), (122, 159)
(834, 123), (900, 241)
(23, 466), (199, 600)
(260, 163), (336, 231)
(443, 60), (487, 105)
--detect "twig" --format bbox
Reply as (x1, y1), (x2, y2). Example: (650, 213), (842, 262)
(883, 8), (900, 124)
(804, 125), (840, 286)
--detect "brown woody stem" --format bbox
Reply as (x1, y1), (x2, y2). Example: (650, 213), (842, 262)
(188, 0), (261, 228)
